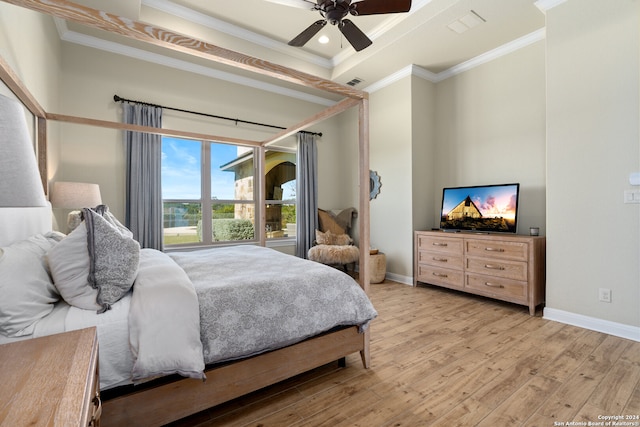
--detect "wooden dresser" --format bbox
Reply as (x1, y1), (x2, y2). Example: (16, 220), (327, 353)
(414, 230), (545, 315)
(0, 327), (101, 426)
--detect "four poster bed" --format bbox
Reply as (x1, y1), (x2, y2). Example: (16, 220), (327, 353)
(0, 0), (373, 425)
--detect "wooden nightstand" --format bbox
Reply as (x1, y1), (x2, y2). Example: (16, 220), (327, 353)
(0, 327), (101, 426)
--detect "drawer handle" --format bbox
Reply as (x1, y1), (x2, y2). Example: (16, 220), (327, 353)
(484, 282), (505, 289)
(432, 242), (448, 247)
(484, 264), (505, 270)
(432, 257), (448, 262)
(89, 395), (102, 427)
(484, 247), (505, 252)
(432, 272), (448, 278)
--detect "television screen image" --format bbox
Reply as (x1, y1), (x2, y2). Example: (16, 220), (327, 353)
(440, 183), (520, 233)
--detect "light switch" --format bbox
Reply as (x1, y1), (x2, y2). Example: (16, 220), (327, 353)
(624, 190), (640, 203)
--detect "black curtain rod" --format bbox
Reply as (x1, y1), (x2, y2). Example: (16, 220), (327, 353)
(113, 95), (322, 137)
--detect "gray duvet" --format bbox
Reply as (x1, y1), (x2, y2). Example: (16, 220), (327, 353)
(169, 245), (377, 365)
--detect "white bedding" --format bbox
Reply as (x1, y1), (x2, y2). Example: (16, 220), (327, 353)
(0, 295), (133, 390)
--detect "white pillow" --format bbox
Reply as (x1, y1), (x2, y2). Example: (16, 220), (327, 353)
(47, 207), (140, 312)
(0, 233), (63, 337)
(46, 222), (100, 310)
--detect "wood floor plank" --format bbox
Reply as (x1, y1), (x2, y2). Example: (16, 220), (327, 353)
(475, 375), (561, 426)
(162, 281), (640, 427)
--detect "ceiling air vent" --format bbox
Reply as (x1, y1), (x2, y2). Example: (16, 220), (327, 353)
(346, 77), (364, 87)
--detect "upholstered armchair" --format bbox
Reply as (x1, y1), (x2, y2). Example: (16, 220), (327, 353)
(307, 208), (359, 271)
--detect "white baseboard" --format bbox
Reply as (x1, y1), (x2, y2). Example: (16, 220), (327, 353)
(543, 308), (640, 342)
(384, 272), (413, 286)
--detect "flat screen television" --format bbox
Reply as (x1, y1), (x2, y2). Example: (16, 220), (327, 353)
(439, 183), (520, 233)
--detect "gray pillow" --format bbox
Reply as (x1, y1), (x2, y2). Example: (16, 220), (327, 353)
(84, 208), (140, 313)
(0, 233), (63, 337)
(47, 207), (140, 313)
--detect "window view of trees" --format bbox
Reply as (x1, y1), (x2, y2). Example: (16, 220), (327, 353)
(162, 137), (296, 246)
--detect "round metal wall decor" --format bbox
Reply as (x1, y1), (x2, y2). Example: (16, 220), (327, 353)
(369, 170), (381, 200)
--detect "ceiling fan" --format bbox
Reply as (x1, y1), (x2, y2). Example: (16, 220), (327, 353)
(265, 0), (412, 52)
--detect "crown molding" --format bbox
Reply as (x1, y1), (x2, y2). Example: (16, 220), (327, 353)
(142, 0), (334, 70)
(534, 0), (568, 14)
(364, 64), (437, 93)
(435, 28), (545, 82)
(366, 28), (546, 93)
(56, 21), (336, 106)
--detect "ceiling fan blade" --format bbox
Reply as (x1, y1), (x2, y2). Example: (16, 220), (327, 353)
(264, 0), (317, 10)
(352, 0), (412, 16)
(288, 20), (327, 47)
(339, 19), (372, 52)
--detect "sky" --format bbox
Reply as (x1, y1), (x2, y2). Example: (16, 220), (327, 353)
(441, 184), (519, 220)
(161, 137), (237, 200)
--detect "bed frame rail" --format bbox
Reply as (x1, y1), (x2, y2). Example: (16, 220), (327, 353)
(102, 326), (366, 426)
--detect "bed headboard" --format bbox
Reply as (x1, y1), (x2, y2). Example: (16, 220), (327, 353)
(0, 205), (52, 246)
(0, 94), (52, 246)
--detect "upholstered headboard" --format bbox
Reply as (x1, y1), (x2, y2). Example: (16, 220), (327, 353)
(0, 94), (52, 245)
(0, 205), (52, 246)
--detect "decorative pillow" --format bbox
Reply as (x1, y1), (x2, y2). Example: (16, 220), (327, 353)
(332, 232), (352, 246)
(85, 208), (140, 313)
(0, 232), (64, 337)
(47, 222), (100, 310)
(318, 209), (346, 235)
(315, 229), (332, 245)
(315, 229), (352, 246)
(47, 206), (140, 313)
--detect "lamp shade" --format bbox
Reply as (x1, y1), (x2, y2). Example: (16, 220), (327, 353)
(50, 182), (102, 209)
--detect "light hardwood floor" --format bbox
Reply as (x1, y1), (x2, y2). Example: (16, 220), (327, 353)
(168, 280), (640, 427)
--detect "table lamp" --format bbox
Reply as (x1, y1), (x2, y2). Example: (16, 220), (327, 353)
(50, 181), (102, 231)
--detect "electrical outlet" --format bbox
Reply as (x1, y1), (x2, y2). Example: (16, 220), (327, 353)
(599, 288), (612, 303)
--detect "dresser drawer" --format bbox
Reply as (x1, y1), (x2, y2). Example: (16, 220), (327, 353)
(417, 235), (463, 255)
(465, 257), (528, 281)
(466, 273), (528, 303)
(465, 239), (528, 261)
(417, 264), (464, 290)
(418, 250), (463, 270)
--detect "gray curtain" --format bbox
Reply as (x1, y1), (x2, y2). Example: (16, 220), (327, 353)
(295, 132), (318, 258)
(123, 104), (163, 250)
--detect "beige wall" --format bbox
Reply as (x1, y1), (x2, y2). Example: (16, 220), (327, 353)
(365, 75), (436, 279)
(411, 75), (437, 235)
(369, 77), (414, 277)
(434, 41), (547, 235)
(367, 41), (546, 281)
(0, 3), (61, 111)
(545, 0), (640, 328)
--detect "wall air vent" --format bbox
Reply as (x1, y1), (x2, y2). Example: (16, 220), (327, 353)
(346, 77), (364, 87)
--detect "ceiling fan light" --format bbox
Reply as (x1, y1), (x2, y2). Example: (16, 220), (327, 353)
(318, 35), (330, 44)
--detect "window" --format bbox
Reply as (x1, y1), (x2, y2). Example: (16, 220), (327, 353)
(265, 149), (296, 239)
(162, 137), (256, 246)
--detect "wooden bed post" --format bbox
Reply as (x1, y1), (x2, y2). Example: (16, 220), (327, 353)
(358, 97), (371, 293)
(358, 96), (371, 368)
(256, 145), (266, 246)
(37, 116), (47, 194)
